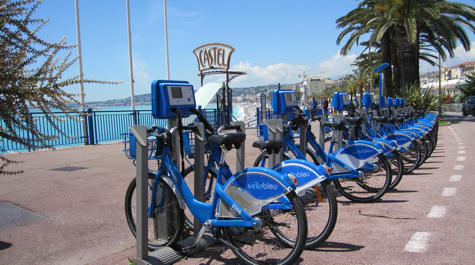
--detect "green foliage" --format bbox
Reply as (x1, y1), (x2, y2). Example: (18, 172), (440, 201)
(0, 0), (119, 174)
(399, 85), (439, 113)
(336, 0), (475, 94)
(458, 72), (475, 102)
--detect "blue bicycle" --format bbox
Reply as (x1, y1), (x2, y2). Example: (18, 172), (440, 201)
(254, 107), (392, 203)
(180, 109), (335, 249)
(124, 110), (308, 265)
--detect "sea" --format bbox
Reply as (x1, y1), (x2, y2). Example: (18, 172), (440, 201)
(1, 104), (242, 153)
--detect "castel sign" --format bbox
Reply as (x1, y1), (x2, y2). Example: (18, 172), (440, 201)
(193, 43), (235, 72)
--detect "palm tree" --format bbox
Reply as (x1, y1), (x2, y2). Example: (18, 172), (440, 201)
(459, 72), (475, 102)
(337, 0), (475, 96)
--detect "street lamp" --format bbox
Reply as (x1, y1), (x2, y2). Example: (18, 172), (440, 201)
(436, 37), (443, 116)
(438, 52), (442, 115)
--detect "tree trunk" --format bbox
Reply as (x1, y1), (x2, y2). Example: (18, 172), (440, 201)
(398, 29), (420, 93)
(381, 30), (394, 97)
(390, 29), (401, 95)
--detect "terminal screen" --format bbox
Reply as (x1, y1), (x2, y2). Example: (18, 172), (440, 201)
(171, 86), (183, 98)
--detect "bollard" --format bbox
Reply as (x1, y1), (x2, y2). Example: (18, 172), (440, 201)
(130, 125), (149, 265)
(193, 122), (205, 234)
(264, 119), (283, 167)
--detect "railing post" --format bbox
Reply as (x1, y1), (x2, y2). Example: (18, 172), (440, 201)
(86, 108), (95, 145)
(135, 110), (140, 125)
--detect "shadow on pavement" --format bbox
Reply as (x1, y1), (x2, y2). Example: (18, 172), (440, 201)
(388, 189), (418, 193)
(312, 241), (364, 252)
(0, 241), (13, 251)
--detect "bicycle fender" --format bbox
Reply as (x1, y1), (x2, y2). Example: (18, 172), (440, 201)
(156, 172), (187, 210)
(384, 131), (413, 150)
(371, 138), (397, 154)
(333, 141), (382, 172)
(217, 167), (295, 218)
(274, 159), (328, 195)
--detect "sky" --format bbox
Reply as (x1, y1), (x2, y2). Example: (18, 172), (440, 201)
(33, 0), (475, 102)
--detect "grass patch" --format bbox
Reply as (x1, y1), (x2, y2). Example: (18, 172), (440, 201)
(438, 117), (449, 125)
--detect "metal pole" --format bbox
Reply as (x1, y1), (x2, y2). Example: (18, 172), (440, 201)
(129, 125), (148, 263)
(74, 0), (88, 145)
(164, 0), (170, 80)
(126, 0), (136, 125)
(438, 54), (442, 115)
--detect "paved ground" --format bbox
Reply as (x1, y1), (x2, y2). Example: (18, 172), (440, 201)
(0, 113), (474, 265)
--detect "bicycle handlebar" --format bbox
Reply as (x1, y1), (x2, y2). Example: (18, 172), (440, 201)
(217, 124), (242, 133)
(190, 108), (215, 133)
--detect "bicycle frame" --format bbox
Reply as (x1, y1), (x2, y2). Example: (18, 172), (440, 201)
(151, 146), (257, 228)
(150, 144), (297, 228)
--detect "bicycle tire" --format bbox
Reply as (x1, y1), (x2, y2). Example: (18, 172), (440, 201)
(300, 180), (338, 248)
(254, 151), (337, 248)
(333, 154), (392, 203)
(387, 150), (404, 190)
(424, 133), (435, 160)
(414, 139), (428, 169)
(400, 141), (421, 174)
(222, 191), (307, 265)
(124, 173), (184, 250)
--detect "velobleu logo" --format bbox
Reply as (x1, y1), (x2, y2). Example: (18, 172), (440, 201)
(247, 181), (278, 190)
(294, 171), (311, 179)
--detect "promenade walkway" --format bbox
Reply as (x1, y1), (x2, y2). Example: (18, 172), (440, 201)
(0, 128), (261, 265)
(1, 115), (474, 264)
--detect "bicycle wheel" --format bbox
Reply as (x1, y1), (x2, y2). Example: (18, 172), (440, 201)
(124, 173), (184, 250)
(254, 151), (337, 248)
(386, 150), (404, 190)
(222, 191), (307, 265)
(415, 138), (428, 169)
(253, 152), (270, 167)
(181, 166), (217, 233)
(333, 154), (392, 203)
(300, 180), (338, 248)
(423, 133), (435, 160)
(400, 141), (421, 174)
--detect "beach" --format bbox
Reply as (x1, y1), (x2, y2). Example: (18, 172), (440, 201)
(234, 102), (259, 124)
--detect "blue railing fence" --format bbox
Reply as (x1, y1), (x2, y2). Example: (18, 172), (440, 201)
(1, 108), (237, 153)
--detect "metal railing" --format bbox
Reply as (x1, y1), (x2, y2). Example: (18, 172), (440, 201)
(1, 108), (232, 153)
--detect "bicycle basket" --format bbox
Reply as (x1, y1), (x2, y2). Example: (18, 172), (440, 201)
(122, 133), (158, 160)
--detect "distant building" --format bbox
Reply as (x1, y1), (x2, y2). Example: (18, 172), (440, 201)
(421, 61), (474, 96)
(298, 75), (336, 99)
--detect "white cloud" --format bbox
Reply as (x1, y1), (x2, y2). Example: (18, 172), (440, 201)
(443, 41), (475, 65)
(420, 41), (475, 73)
(209, 62), (310, 87)
(317, 52), (357, 78)
(133, 58), (151, 95)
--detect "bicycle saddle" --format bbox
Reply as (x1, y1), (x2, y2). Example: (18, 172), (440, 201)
(252, 139), (284, 154)
(208, 132), (246, 150)
(344, 116), (363, 125)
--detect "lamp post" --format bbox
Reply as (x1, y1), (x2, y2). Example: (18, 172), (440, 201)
(436, 37), (443, 116)
(126, 0), (136, 125)
(438, 52), (442, 115)
(74, 0), (88, 144)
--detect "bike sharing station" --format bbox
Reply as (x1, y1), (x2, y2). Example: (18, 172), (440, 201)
(125, 58), (440, 264)
(130, 79), (246, 265)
